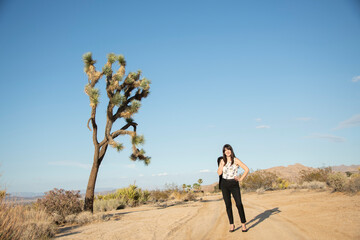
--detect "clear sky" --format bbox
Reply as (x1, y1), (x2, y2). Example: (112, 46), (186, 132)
(0, 0), (359, 194)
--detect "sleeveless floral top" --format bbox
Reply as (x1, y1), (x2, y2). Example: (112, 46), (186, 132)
(222, 160), (238, 179)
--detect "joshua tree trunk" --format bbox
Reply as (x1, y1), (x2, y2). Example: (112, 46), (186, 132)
(84, 155), (99, 212)
(82, 52), (151, 212)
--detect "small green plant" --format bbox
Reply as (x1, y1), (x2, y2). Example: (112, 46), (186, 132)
(276, 178), (290, 189)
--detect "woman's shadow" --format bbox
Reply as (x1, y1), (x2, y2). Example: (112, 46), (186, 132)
(246, 207), (281, 230)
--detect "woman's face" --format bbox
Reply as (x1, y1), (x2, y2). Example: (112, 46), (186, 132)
(224, 148), (232, 157)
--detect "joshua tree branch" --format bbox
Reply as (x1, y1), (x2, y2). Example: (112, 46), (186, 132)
(90, 107), (98, 146)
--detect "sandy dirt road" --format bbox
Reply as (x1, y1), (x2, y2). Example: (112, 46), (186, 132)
(56, 190), (360, 240)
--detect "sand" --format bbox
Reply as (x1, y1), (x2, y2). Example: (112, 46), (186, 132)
(55, 189), (360, 240)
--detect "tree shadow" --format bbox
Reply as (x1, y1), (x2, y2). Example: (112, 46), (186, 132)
(246, 207), (281, 230)
(55, 225), (82, 238)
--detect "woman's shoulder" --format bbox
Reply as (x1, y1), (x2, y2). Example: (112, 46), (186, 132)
(234, 158), (242, 165)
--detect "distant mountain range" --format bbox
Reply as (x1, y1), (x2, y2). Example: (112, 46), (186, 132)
(7, 187), (115, 200)
(7, 164), (360, 198)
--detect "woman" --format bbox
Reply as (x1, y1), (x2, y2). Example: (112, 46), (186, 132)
(217, 144), (249, 232)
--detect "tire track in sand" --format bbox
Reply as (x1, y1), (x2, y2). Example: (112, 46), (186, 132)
(168, 195), (312, 240)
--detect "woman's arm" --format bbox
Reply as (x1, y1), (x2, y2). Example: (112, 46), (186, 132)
(235, 158), (249, 182)
(217, 160), (225, 176)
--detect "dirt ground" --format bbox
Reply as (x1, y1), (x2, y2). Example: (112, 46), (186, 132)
(55, 189), (360, 240)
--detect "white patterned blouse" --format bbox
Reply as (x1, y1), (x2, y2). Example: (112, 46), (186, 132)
(222, 160), (239, 179)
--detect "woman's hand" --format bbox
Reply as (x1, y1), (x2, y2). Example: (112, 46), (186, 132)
(234, 175), (239, 182)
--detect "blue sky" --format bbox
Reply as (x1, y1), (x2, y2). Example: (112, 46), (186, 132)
(0, 0), (359, 193)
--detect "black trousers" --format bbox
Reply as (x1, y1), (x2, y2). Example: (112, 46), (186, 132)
(221, 178), (246, 224)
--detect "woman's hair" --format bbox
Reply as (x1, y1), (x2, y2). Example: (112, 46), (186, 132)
(223, 144), (236, 166)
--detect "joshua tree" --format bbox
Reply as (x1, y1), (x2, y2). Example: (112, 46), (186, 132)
(193, 183), (200, 190)
(197, 179), (203, 185)
(82, 52), (151, 212)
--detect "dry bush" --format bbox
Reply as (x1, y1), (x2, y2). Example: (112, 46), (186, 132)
(299, 167), (332, 183)
(302, 181), (327, 190)
(326, 172), (347, 192)
(0, 200), (56, 240)
(94, 199), (126, 212)
(183, 192), (196, 201)
(73, 211), (109, 225)
(347, 174), (360, 193)
(241, 170), (278, 191)
(256, 187), (265, 194)
(36, 188), (82, 224)
(0, 190), (5, 200)
(168, 191), (184, 201)
(289, 181), (326, 190)
(212, 183), (220, 193)
(149, 189), (170, 202)
(75, 212), (93, 225)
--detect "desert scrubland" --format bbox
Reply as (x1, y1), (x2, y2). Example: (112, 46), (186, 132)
(55, 189), (360, 240)
(2, 164), (360, 240)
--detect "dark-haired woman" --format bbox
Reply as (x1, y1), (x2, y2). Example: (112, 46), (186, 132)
(217, 144), (249, 232)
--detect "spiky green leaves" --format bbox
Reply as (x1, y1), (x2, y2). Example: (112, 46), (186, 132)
(126, 118), (134, 124)
(85, 84), (100, 107)
(110, 141), (124, 152)
(83, 52), (96, 72)
(115, 143), (124, 152)
(102, 65), (113, 77)
(118, 55), (126, 66)
(132, 135), (145, 145)
(107, 53), (117, 64)
(110, 93), (126, 106)
(125, 73), (135, 84)
(140, 78), (151, 90)
(129, 100), (141, 114)
(113, 74), (122, 82)
(130, 149), (151, 165)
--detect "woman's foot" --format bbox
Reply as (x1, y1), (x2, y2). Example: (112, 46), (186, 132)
(241, 224), (248, 232)
(229, 224), (235, 232)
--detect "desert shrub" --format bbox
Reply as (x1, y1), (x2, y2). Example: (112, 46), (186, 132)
(276, 178), (290, 189)
(326, 172), (347, 192)
(36, 188), (82, 223)
(347, 174), (360, 193)
(289, 181), (326, 190)
(75, 211), (93, 225)
(256, 187), (265, 194)
(299, 167), (332, 183)
(94, 199), (126, 212)
(0, 190), (6, 200)
(149, 189), (170, 202)
(0, 201), (56, 240)
(96, 184), (150, 207)
(183, 192), (196, 201)
(302, 181), (327, 190)
(212, 183), (220, 193)
(241, 170), (278, 191)
(65, 214), (77, 224)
